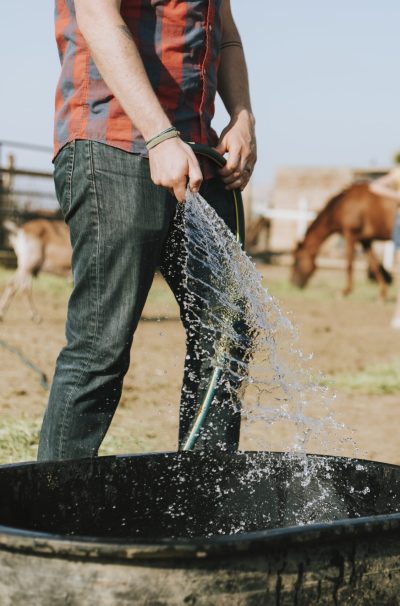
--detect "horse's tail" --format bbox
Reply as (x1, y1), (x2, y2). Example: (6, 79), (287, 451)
(3, 220), (19, 235)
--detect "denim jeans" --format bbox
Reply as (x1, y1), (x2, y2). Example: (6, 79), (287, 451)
(393, 211), (400, 250)
(37, 141), (243, 460)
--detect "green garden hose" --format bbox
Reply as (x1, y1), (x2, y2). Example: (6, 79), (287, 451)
(181, 143), (245, 451)
(188, 143), (245, 247)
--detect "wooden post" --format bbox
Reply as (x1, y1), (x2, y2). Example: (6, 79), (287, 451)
(0, 154), (15, 250)
(2, 154), (15, 192)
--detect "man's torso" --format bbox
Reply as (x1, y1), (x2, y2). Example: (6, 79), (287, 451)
(54, 0), (222, 158)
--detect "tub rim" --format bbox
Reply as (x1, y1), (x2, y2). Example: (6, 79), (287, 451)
(1, 451), (400, 562)
(0, 512), (400, 562)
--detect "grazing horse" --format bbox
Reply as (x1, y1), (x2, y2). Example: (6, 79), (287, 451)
(291, 182), (397, 298)
(0, 219), (71, 321)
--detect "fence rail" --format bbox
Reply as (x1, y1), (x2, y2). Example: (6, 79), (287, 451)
(0, 167), (53, 179)
(0, 140), (58, 252)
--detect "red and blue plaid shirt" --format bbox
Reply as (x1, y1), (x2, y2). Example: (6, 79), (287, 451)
(54, 0), (222, 159)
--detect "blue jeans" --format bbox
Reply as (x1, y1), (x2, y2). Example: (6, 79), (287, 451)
(37, 141), (243, 460)
(393, 211), (400, 250)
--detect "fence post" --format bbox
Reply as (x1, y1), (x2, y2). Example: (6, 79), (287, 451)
(3, 154), (15, 192)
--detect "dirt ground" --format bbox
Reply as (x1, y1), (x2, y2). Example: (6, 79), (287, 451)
(0, 264), (399, 464)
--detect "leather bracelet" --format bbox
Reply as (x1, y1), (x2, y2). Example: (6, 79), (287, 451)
(146, 127), (180, 150)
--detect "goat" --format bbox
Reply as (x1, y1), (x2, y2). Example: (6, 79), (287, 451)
(0, 219), (71, 322)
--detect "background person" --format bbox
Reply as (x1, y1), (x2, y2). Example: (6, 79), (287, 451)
(370, 153), (400, 328)
(37, 0), (257, 460)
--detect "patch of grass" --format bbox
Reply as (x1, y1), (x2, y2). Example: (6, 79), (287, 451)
(1, 263), (393, 308)
(0, 417), (41, 464)
(263, 270), (390, 304)
(143, 273), (178, 316)
(0, 267), (71, 296)
(35, 273), (72, 295)
(327, 358), (400, 395)
(0, 415), (153, 464)
(0, 267), (14, 287)
(99, 425), (150, 456)
(0, 267), (178, 312)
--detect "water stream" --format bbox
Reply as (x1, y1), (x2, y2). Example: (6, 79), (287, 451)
(161, 190), (367, 531)
(181, 191), (349, 454)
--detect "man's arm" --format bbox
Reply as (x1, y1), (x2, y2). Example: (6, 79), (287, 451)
(74, 0), (202, 202)
(215, 0), (257, 191)
(370, 174), (400, 203)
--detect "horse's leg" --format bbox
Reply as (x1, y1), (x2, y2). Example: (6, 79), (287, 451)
(0, 269), (40, 322)
(342, 232), (356, 296)
(361, 240), (387, 301)
(12, 233), (43, 322)
(21, 273), (41, 323)
(0, 274), (20, 320)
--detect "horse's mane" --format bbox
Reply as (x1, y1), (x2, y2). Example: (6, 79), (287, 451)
(303, 181), (369, 238)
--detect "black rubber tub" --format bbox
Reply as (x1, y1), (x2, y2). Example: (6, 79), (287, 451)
(1, 451), (400, 605)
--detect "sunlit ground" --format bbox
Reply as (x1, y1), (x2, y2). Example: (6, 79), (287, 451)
(0, 264), (399, 464)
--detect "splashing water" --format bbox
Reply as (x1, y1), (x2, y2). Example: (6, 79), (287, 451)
(178, 190), (351, 457)
(159, 190), (369, 532)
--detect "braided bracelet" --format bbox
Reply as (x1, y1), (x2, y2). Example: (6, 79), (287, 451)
(146, 126), (180, 150)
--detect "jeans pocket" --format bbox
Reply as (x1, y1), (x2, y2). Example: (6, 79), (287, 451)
(54, 141), (76, 219)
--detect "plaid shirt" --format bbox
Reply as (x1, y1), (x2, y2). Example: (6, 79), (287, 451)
(54, 0), (222, 159)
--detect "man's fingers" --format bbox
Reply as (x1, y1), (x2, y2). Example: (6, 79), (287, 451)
(226, 178), (248, 191)
(221, 171), (241, 185)
(149, 138), (204, 202)
(225, 172), (250, 191)
(172, 175), (188, 203)
(214, 140), (227, 157)
(221, 155), (254, 186)
(239, 159), (253, 175)
(239, 149), (256, 175)
(187, 155), (203, 193)
(219, 146), (241, 177)
(214, 128), (229, 156)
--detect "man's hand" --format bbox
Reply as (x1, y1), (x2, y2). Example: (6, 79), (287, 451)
(149, 138), (203, 202)
(214, 109), (257, 191)
(215, 0), (256, 191)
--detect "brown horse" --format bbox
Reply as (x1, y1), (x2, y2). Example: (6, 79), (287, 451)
(291, 182), (397, 298)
